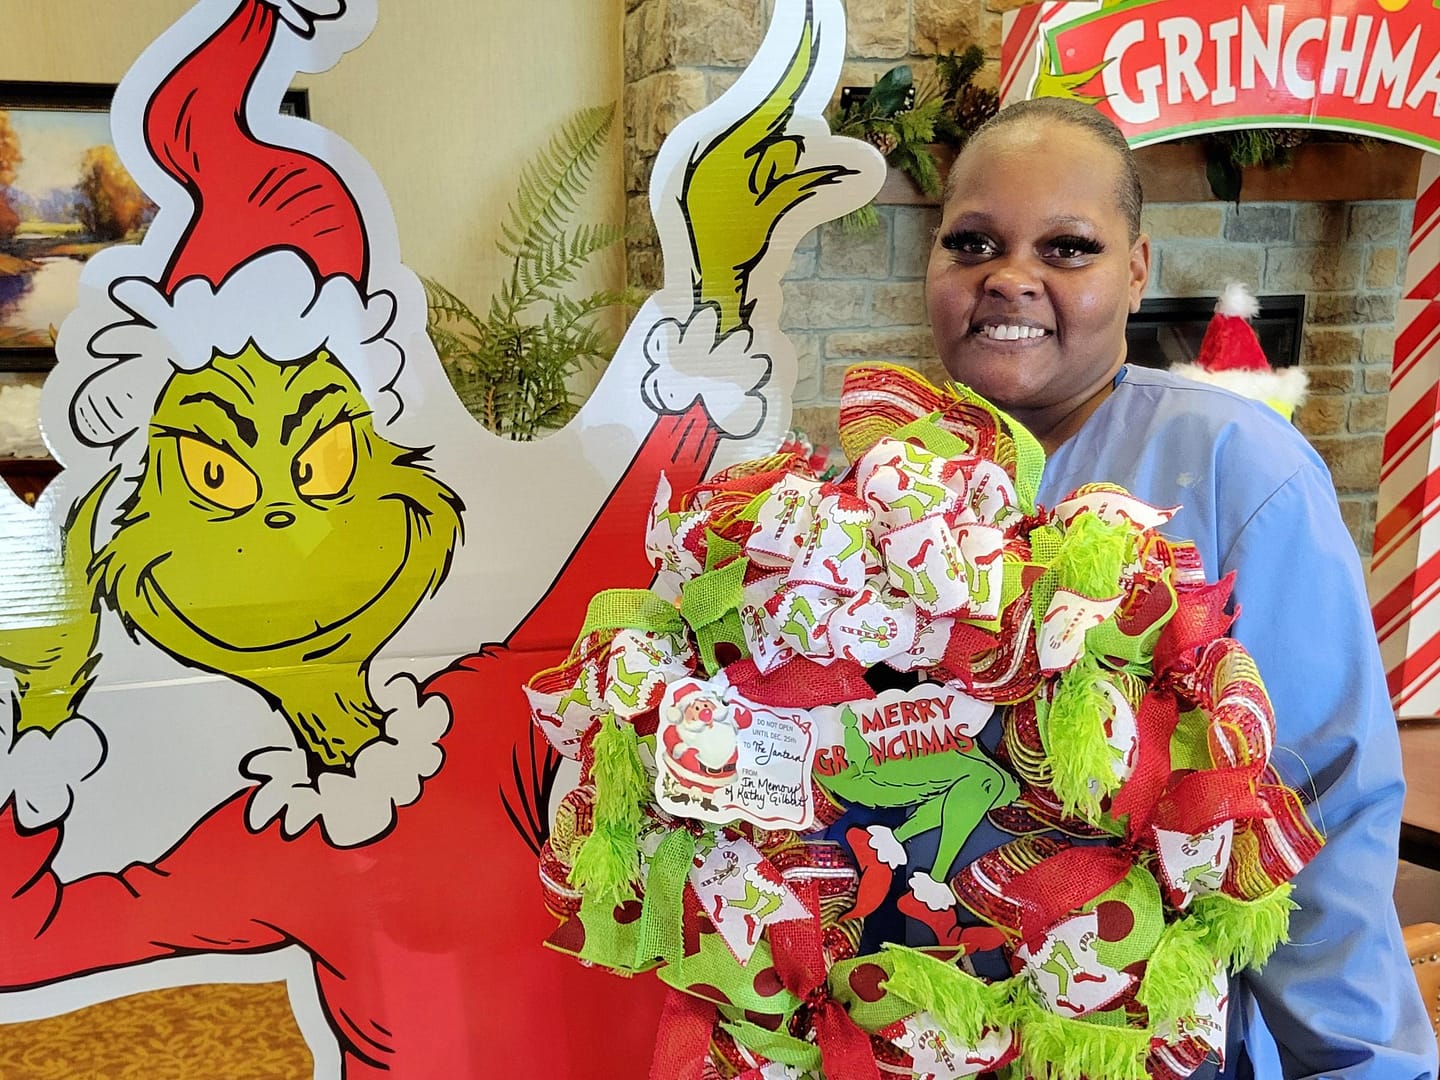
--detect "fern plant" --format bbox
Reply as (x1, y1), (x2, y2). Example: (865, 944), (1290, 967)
(424, 104), (636, 440)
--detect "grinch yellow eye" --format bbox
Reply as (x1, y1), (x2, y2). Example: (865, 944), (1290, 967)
(176, 436), (260, 511)
(294, 419), (356, 499)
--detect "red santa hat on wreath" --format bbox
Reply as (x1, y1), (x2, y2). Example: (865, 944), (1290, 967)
(1170, 282), (1308, 421)
(72, 0), (404, 448)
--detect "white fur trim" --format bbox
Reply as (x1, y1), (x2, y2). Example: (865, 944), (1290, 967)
(0, 700), (107, 829)
(1171, 363), (1309, 410)
(641, 305), (771, 438)
(908, 870), (956, 911)
(75, 249), (404, 447)
(866, 823), (906, 868)
(242, 672), (450, 848)
(1215, 282), (1260, 320)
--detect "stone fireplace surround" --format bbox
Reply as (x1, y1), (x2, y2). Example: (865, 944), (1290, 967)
(621, 0), (1412, 560)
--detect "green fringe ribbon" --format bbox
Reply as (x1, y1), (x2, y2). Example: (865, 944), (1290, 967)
(569, 717), (648, 907)
(1054, 511), (1132, 600)
(1041, 656), (1122, 820)
(1136, 910), (1219, 1027)
(879, 943), (1014, 1045)
(1008, 988), (1152, 1080)
(1189, 885), (1297, 972)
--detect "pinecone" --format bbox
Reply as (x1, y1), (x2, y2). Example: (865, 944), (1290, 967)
(1272, 128), (1307, 149)
(865, 128), (900, 158)
(955, 86), (999, 138)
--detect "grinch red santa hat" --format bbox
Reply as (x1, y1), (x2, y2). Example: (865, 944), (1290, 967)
(73, 0), (403, 448)
(1171, 282), (1308, 420)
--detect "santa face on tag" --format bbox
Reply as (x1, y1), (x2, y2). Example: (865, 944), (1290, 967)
(656, 679), (817, 829)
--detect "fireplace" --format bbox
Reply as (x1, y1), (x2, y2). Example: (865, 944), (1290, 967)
(1126, 293), (1305, 371)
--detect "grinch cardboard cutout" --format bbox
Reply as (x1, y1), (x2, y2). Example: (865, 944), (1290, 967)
(0, 0), (883, 1075)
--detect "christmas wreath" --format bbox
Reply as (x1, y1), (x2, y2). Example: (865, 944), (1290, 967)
(526, 362), (1323, 1080)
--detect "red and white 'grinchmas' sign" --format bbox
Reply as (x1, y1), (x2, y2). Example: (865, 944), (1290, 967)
(1002, 0), (1440, 714)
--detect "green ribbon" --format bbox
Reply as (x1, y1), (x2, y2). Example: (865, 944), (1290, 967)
(635, 828), (697, 967)
(720, 1018), (823, 1070)
(578, 587), (684, 641)
(680, 531), (751, 675)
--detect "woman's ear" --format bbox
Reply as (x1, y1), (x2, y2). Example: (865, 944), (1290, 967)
(1128, 233), (1152, 313)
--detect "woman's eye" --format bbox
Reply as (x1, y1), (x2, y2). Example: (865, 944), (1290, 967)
(939, 231), (996, 259)
(176, 436), (260, 512)
(1046, 236), (1104, 261)
(293, 419), (357, 499)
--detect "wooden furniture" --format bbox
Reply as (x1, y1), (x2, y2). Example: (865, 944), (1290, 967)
(1406, 922), (1440, 1054)
(1401, 721), (1440, 873)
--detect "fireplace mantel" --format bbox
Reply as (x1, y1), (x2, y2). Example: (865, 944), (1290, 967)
(878, 141), (1426, 206)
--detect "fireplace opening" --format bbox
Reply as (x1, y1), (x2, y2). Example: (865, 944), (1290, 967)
(1125, 293), (1304, 371)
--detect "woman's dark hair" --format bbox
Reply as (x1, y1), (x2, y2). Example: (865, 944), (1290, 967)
(948, 97), (1144, 241)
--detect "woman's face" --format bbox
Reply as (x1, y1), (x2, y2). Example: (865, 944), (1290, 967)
(925, 121), (1150, 445)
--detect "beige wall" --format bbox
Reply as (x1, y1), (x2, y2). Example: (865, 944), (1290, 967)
(3, 0), (626, 311)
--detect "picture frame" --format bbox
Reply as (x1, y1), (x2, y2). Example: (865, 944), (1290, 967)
(0, 81), (310, 372)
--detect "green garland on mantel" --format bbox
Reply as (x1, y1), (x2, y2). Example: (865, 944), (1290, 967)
(832, 50), (1382, 212)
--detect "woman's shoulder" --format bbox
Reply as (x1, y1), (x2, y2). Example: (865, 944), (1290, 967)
(1112, 364), (1327, 481)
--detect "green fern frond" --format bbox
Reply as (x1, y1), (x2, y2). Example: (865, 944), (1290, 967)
(497, 104), (614, 262)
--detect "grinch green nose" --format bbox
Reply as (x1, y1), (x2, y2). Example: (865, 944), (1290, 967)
(265, 509), (296, 529)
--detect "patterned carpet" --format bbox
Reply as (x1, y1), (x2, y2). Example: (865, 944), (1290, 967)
(0, 983), (311, 1078)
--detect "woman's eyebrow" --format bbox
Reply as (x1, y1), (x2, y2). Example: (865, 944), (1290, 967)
(1041, 214), (1097, 230)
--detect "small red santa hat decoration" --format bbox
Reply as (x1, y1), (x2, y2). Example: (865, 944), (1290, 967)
(72, 0), (403, 449)
(1171, 283), (1308, 420)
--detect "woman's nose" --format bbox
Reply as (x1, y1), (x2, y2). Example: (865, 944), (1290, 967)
(983, 261), (1041, 301)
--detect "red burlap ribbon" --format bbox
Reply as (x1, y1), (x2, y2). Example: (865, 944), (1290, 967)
(1004, 845), (1136, 951)
(767, 879), (882, 1080)
(649, 987), (718, 1080)
(725, 654), (875, 709)
(1150, 767), (1272, 836)
(1111, 574), (1237, 839)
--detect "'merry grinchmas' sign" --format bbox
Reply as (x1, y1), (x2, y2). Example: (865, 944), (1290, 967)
(1014, 0), (1440, 149)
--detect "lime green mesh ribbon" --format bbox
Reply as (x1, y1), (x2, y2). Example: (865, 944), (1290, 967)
(680, 531), (751, 675)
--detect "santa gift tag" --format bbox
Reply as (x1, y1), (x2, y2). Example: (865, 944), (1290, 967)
(1037, 588), (1122, 674)
(1154, 821), (1235, 909)
(1054, 484), (1176, 533)
(656, 678), (818, 830)
(746, 473), (822, 568)
(786, 490), (876, 595)
(893, 1011), (1017, 1078)
(1015, 909), (1134, 1017)
(826, 577), (918, 667)
(689, 834), (809, 965)
(604, 628), (696, 718)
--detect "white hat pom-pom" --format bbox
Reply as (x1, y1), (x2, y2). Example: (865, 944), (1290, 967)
(1215, 282), (1260, 320)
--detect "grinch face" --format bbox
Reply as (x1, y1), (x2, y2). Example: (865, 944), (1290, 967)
(95, 343), (463, 682)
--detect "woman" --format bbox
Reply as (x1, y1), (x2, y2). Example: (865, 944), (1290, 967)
(923, 96), (1436, 1079)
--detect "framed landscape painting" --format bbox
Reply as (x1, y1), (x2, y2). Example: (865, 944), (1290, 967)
(0, 81), (308, 371)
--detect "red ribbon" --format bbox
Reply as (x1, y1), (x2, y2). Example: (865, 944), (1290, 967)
(1151, 767), (1272, 836)
(767, 878), (882, 1080)
(649, 987), (716, 1080)
(1004, 845), (1136, 952)
(1111, 573), (1239, 839)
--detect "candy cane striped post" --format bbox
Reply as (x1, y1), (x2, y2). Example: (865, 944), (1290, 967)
(999, 1), (1093, 108)
(1371, 154), (1440, 717)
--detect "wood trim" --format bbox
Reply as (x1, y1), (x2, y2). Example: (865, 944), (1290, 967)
(876, 141), (1426, 207)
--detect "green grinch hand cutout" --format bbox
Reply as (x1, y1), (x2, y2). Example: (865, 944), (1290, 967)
(816, 683), (1018, 914)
